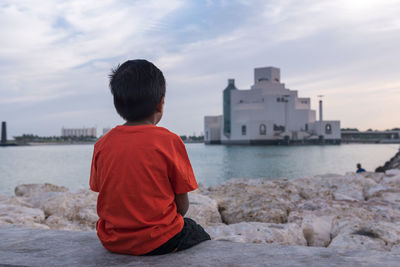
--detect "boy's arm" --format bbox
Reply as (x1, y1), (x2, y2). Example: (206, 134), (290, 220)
(175, 193), (189, 216)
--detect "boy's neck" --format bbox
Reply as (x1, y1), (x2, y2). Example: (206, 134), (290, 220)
(124, 120), (155, 126)
(124, 115), (159, 126)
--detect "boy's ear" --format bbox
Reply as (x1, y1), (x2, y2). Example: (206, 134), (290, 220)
(155, 96), (165, 112)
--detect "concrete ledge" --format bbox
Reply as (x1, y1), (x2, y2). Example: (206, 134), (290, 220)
(1, 226), (400, 267)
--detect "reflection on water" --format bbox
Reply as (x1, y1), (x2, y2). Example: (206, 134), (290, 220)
(186, 144), (398, 186)
(0, 143), (398, 195)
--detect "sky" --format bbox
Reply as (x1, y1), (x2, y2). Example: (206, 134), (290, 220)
(1, 0), (400, 138)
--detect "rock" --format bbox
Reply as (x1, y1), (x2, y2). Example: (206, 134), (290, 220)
(377, 192), (400, 204)
(381, 175), (400, 189)
(361, 221), (400, 248)
(45, 215), (83, 231)
(15, 183), (68, 197)
(361, 172), (385, 183)
(292, 173), (377, 202)
(40, 189), (98, 230)
(329, 220), (400, 252)
(6, 166), (400, 252)
(3, 226), (400, 267)
(206, 178), (300, 224)
(288, 199), (375, 225)
(291, 176), (334, 200)
(186, 193), (222, 226)
(329, 233), (388, 251)
(13, 184), (98, 230)
(363, 200), (400, 222)
(0, 195), (47, 229)
(205, 222), (306, 246)
(14, 183), (70, 210)
(301, 215), (333, 247)
(364, 184), (390, 200)
(386, 169), (400, 177)
(376, 151), (400, 172)
(391, 243), (400, 253)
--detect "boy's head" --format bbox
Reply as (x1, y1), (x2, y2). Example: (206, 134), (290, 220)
(109, 59), (165, 123)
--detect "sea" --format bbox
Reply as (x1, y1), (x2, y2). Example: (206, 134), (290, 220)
(0, 143), (398, 195)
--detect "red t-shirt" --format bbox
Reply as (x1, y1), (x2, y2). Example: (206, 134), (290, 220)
(89, 125), (198, 255)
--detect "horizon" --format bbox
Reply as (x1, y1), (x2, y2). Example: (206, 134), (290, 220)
(1, 0), (400, 137)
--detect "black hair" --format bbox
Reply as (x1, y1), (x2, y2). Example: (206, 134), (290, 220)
(109, 59), (165, 122)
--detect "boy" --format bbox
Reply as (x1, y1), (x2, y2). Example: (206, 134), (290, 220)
(89, 59), (210, 256)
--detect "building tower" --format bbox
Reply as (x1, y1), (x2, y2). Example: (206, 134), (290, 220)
(1, 121), (6, 144)
(223, 79), (237, 137)
(318, 95), (324, 122)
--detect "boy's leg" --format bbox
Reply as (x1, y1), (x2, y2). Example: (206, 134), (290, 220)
(175, 218), (211, 252)
(144, 218), (210, 256)
(144, 231), (182, 256)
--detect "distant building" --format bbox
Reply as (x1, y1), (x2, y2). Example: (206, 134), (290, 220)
(342, 130), (400, 143)
(204, 66), (341, 145)
(61, 127), (97, 137)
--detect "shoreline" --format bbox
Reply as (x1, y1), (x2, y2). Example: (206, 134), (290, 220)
(1, 167), (400, 252)
(376, 150), (400, 172)
(5, 141), (400, 146)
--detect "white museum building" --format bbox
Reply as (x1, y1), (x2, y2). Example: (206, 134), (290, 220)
(204, 66), (341, 145)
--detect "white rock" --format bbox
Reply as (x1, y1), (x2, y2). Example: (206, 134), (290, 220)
(302, 215), (333, 247)
(329, 233), (388, 251)
(378, 192), (400, 204)
(0, 197), (47, 229)
(206, 178), (300, 224)
(381, 175), (400, 190)
(391, 243), (400, 253)
(40, 189), (98, 229)
(6, 170), (400, 252)
(186, 193), (222, 226)
(14, 184), (98, 230)
(45, 215), (89, 231)
(15, 183), (68, 197)
(205, 222), (306, 245)
(361, 221), (400, 248)
(361, 172), (385, 183)
(385, 169), (400, 177)
(364, 184), (390, 200)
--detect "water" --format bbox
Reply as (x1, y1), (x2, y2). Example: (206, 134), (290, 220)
(0, 143), (398, 195)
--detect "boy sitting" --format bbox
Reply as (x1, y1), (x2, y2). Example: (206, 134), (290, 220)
(89, 59), (210, 256)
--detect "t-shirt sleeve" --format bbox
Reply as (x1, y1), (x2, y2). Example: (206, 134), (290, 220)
(168, 135), (198, 194)
(89, 147), (99, 192)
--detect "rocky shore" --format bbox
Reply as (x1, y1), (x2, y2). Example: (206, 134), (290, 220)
(1, 169), (400, 252)
(376, 150), (400, 172)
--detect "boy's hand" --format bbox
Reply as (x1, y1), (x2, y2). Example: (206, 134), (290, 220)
(175, 193), (189, 216)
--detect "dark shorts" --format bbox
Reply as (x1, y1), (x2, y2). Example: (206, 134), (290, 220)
(145, 218), (211, 256)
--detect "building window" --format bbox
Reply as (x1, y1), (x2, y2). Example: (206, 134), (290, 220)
(273, 124), (285, 132)
(259, 124), (266, 135)
(325, 124), (332, 135)
(242, 125), (246, 136)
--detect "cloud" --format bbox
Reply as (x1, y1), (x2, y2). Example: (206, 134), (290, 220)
(0, 0), (399, 137)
